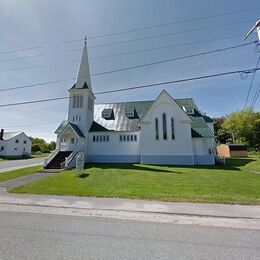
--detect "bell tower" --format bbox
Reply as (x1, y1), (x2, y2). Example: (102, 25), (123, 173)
(68, 37), (95, 137)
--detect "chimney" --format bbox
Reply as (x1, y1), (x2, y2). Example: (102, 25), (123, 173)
(0, 129), (4, 140)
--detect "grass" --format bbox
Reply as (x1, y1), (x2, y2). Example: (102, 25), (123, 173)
(0, 166), (42, 182)
(11, 156), (260, 204)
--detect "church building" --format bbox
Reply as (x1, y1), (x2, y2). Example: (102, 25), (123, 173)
(44, 42), (215, 169)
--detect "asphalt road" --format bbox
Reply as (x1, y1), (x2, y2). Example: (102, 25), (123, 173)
(0, 158), (44, 173)
(0, 212), (259, 260)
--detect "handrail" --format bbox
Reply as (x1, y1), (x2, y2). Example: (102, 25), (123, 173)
(44, 147), (59, 167)
(64, 151), (78, 169)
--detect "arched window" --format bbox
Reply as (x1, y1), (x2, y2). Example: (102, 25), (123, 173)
(162, 113), (167, 140)
(155, 118), (159, 140)
(171, 117), (175, 140)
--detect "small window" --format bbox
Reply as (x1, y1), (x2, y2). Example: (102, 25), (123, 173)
(24, 140), (27, 144)
(123, 135), (126, 142)
(127, 135), (130, 141)
(130, 135), (133, 141)
(93, 136), (95, 142)
(96, 136), (99, 142)
(208, 148), (212, 155)
(14, 148), (17, 151)
(134, 135), (137, 141)
(0, 146), (4, 151)
(23, 148), (25, 151)
(76, 115), (78, 121)
(103, 136), (106, 142)
(15, 139), (19, 143)
(119, 135), (122, 142)
(73, 116), (75, 122)
(71, 138), (75, 144)
(106, 136), (109, 142)
(79, 115), (81, 122)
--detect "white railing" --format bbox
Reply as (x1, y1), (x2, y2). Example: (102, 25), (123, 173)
(64, 151), (78, 169)
(44, 147), (59, 167)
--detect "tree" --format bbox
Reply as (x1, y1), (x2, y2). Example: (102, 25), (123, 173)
(213, 117), (232, 144)
(223, 109), (260, 150)
(29, 137), (56, 153)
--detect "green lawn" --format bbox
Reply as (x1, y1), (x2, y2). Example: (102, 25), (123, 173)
(0, 166), (42, 182)
(11, 157), (260, 204)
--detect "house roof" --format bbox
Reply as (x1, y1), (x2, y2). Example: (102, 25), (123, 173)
(2, 132), (22, 140)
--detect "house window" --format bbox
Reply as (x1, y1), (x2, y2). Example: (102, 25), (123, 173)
(96, 136), (99, 142)
(79, 94), (83, 108)
(79, 115), (81, 122)
(71, 138), (75, 144)
(123, 135), (126, 142)
(93, 136), (96, 142)
(76, 115), (78, 121)
(130, 135), (134, 141)
(162, 113), (167, 140)
(171, 117), (175, 140)
(106, 136), (109, 142)
(155, 118), (159, 140)
(15, 139), (19, 143)
(23, 148), (25, 151)
(0, 146), (4, 151)
(119, 135), (122, 142)
(14, 148), (17, 151)
(24, 140), (27, 144)
(134, 135), (137, 141)
(127, 135), (130, 141)
(88, 96), (93, 111)
(208, 148), (212, 155)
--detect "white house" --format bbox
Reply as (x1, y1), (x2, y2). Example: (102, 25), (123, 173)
(0, 129), (32, 157)
(44, 42), (215, 169)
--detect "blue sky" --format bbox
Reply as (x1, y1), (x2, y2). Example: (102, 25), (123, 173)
(0, 0), (260, 141)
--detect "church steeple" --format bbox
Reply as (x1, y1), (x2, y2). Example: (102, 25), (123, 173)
(75, 36), (92, 90)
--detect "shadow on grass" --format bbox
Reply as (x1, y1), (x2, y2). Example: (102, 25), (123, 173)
(84, 163), (241, 173)
(79, 173), (90, 179)
(225, 158), (256, 167)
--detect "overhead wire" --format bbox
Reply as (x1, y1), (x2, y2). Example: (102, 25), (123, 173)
(0, 41), (256, 92)
(0, 67), (259, 108)
(64, 6), (260, 42)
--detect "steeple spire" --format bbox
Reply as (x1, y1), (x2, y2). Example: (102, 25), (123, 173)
(75, 36), (92, 90)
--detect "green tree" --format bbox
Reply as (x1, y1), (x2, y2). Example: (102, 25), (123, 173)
(223, 109), (259, 149)
(213, 117), (232, 144)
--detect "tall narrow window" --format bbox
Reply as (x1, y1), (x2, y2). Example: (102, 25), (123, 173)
(171, 117), (175, 140)
(72, 95), (76, 108)
(155, 118), (159, 140)
(162, 113), (167, 140)
(79, 94), (83, 108)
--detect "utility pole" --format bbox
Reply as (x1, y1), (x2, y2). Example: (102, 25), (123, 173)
(243, 20), (260, 43)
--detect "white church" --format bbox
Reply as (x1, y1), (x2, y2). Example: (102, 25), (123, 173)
(44, 42), (216, 169)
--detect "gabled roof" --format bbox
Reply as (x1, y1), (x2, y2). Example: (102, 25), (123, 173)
(2, 132), (23, 140)
(55, 120), (84, 138)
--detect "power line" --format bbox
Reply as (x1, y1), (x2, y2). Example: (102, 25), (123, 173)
(0, 41), (256, 93)
(243, 55), (260, 109)
(87, 20), (253, 49)
(0, 46), (42, 55)
(0, 65), (44, 73)
(250, 82), (260, 108)
(3, 122), (58, 128)
(0, 67), (259, 108)
(86, 35), (243, 60)
(0, 54), (43, 63)
(64, 6), (260, 43)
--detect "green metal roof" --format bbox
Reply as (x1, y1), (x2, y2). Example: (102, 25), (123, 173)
(89, 121), (110, 132)
(191, 116), (214, 138)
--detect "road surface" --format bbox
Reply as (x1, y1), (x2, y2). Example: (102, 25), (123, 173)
(0, 158), (44, 173)
(0, 211), (259, 260)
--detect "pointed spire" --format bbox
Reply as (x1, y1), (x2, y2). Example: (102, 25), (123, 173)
(75, 36), (92, 90)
